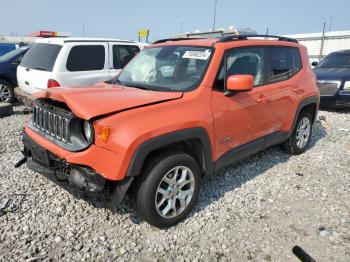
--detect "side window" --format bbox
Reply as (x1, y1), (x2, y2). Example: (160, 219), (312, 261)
(214, 47), (265, 90)
(268, 47), (294, 83)
(113, 45), (140, 69)
(66, 45), (105, 72)
(291, 48), (302, 73)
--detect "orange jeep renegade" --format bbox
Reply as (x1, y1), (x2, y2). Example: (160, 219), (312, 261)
(18, 35), (320, 228)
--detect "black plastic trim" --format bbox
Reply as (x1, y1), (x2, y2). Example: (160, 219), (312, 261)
(152, 38), (204, 44)
(214, 131), (289, 170)
(126, 128), (213, 177)
(289, 96), (320, 136)
(216, 34), (298, 44)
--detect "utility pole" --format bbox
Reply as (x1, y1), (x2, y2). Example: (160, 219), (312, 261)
(212, 0), (218, 31)
(265, 27), (269, 37)
(82, 24), (85, 37)
(319, 22), (326, 61)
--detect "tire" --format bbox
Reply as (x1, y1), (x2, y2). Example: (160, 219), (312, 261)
(0, 80), (15, 103)
(0, 102), (13, 117)
(134, 152), (201, 228)
(282, 110), (313, 155)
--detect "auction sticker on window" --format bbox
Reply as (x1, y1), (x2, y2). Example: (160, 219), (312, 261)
(182, 49), (211, 60)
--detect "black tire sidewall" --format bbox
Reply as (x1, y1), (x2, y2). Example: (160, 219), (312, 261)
(288, 111), (313, 154)
(0, 80), (14, 103)
(136, 153), (201, 228)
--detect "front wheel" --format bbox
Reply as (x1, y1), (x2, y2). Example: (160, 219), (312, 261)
(283, 110), (313, 155)
(134, 153), (201, 228)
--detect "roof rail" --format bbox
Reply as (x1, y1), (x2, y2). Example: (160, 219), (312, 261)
(153, 37), (204, 44)
(217, 34), (298, 43)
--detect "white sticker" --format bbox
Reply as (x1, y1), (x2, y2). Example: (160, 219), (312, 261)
(182, 49), (211, 60)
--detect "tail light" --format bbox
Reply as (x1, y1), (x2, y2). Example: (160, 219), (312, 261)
(47, 79), (60, 88)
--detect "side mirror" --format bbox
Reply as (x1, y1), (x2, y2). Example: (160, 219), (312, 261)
(311, 61), (318, 67)
(226, 74), (254, 94)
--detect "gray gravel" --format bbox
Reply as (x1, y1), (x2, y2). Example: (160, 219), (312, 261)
(0, 105), (349, 261)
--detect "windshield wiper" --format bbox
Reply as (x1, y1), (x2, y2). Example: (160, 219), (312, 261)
(121, 82), (157, 91)
(125, 84), (153, 90)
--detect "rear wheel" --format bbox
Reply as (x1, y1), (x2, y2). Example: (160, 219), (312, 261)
(134, 153), (201, 228)
(283, 110), (313, 155)
(0, 80), (15, 103)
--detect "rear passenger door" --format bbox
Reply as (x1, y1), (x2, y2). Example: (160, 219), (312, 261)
(59, 43), (109, 87)
(109, 44), (140, 78)
(263, 46), (303, 139)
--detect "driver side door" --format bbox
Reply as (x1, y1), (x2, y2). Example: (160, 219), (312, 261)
(211, 46), (273, 162)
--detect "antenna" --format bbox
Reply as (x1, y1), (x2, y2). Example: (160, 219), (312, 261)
(212, 0), (218, 31)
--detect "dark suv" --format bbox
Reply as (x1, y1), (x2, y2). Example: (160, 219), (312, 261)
(313, 50), (350, 107)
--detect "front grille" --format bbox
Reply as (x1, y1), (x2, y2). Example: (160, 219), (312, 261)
(317, 80), (341, 97)
(32, 105), (70, 143)
(28, 99), (92, 152)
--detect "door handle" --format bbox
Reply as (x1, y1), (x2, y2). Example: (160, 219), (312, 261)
(256, 95), (269, 103)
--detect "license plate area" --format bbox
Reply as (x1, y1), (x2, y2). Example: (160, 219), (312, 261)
(31, 145), (50, 166)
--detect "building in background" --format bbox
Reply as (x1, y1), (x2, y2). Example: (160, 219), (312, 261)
(0, 31), (71, 45)
(283, 30), (350, 63)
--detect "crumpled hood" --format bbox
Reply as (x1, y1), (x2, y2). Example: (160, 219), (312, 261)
(34, 83), (183, 119)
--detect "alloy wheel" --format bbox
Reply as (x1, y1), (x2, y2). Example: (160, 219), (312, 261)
(155, 166), (195, 219)
(0, 84), (11, 102)
(296, 116), (311, 149)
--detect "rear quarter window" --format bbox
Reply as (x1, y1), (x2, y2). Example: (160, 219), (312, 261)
(66, 45), (105, 72)
(20, 43), (62, 72)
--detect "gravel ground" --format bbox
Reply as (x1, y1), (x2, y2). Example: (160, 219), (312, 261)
(0, 105), (349, 262)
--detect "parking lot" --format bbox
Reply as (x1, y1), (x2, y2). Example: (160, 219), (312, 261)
(0, 105), (348, 261)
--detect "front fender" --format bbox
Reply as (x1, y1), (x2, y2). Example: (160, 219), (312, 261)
(125, 127), (214, 177)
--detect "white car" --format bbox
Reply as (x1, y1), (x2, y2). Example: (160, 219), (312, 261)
(16, 37), (144, 96)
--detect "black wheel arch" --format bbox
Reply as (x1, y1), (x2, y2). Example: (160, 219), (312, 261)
(289, 95), (319, 136)
(0, 76), (15, 87)
(126, 127), (214, 177)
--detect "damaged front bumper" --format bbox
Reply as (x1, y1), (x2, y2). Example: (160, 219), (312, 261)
(18, 133), (133, 208)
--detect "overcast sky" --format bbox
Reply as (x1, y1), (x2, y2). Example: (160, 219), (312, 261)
(1, 0), (349, 41)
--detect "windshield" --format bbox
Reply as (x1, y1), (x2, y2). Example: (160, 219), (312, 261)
(117, 46), (213, 92)
(317, 53), (350, 68)
(20, 43), (62, 71)
(0, 47), (28, 62)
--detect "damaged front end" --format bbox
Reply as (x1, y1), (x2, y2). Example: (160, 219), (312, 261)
(16, 121), (133, 210)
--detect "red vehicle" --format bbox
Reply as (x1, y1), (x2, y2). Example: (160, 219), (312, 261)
(19, 35), (320, 228)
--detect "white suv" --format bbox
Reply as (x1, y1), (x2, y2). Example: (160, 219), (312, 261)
(16, 37), (144, 98)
